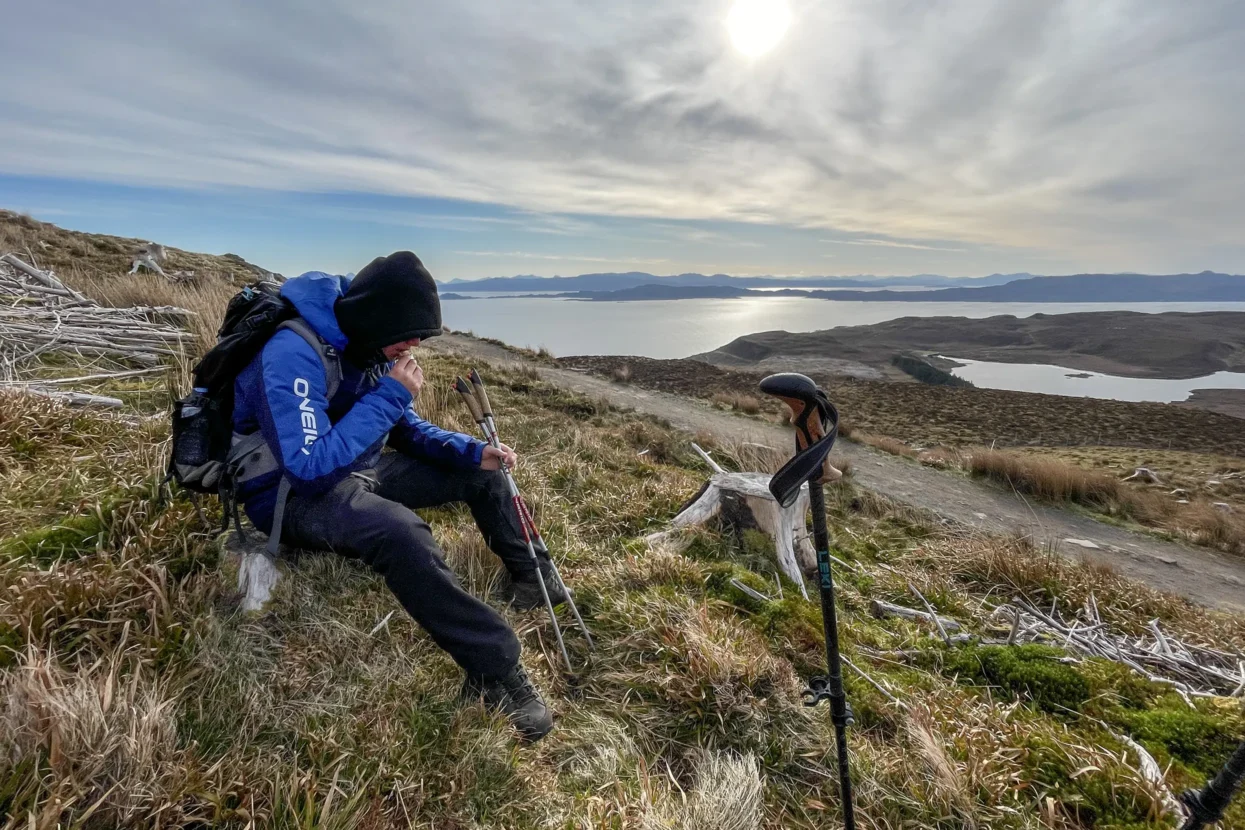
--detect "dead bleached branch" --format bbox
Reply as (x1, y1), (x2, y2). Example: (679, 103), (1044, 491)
(997, 594), (1245, 700)
(0, 253), (191, 382)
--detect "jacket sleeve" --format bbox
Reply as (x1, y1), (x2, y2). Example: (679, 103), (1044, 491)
(256, 331), (412, 495)
(388, 402), (487, 467)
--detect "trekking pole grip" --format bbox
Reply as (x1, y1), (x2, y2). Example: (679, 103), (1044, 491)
(759, 373), (835, 485)
(469, 368), (494, 419)
(454, 376), (485, 423)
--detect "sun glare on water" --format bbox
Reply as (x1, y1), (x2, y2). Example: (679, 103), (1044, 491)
(726, 0), (792, 58)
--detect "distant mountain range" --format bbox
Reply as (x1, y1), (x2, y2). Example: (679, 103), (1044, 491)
(438, 271), (1031, 292)
(803, 272), (1245, 303)
(441, 271), (1245, 304)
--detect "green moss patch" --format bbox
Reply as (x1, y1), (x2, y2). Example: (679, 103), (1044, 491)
(946, 644), (1091, 714)
(1, 513), (103, 564)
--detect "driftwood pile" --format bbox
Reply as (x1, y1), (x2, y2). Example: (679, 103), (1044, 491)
(0, 253), (193, 406)
(871, 589), (1245, 702)
(996, 595), (1245, 702)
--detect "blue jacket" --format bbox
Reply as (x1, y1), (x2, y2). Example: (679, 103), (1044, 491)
(232, 271), (485, 530)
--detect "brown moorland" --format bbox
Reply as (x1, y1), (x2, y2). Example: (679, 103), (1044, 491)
(557, 354), (1245, 456)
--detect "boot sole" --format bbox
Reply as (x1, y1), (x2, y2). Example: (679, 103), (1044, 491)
(517, 715), (555, 743)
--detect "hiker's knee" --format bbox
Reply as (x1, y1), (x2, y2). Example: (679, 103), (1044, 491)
(340, 495), (438, 568)
(376, 511), (437, 561)
(463, 466), (509, 501)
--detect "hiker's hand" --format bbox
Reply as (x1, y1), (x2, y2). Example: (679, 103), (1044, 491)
(389, 355), (423, 398)
(480, 443), (517, 471)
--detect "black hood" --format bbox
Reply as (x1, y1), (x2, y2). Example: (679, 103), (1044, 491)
(334, 251), (442, 355)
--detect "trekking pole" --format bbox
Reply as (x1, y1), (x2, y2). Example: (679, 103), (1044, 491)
(760, 372), (856, 830)
(467, 370), (593, 652)
(452, 377), (580, 675)
(1180, 740), (1245, 830)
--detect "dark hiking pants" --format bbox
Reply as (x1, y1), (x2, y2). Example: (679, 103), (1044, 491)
(279, 452), (532, 679)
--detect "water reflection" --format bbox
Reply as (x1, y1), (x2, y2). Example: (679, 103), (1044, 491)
(442, 295), (1245, 360)
(943, 356), (1245, 403)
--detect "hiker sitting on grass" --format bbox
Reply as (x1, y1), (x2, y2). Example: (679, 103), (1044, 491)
(230, 251), (564, 742)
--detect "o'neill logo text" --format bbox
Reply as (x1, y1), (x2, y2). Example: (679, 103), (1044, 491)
(293, 378), (318, 455)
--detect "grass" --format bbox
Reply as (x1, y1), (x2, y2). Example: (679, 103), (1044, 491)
(711, 391), (763, 414)
(840, 436), (1245, 558)
(2, 347), (1242, 827)
(854, 432), (919, 460)
(947, 448), (1245, 556)
(966, 448), (1125, 506)
(2, 267), (1245, 827)
(60, 270), (240, 355)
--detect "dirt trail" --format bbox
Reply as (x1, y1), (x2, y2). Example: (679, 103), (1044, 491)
(431, 334), (1245, 613)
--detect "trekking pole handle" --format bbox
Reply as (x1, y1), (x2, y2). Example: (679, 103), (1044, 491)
(469, 368), (493, 419)
(454, 376), (485, 423)
(774, 394), (825, 451)
(758, 373), (829, 452)
(759, 373), (838, 486)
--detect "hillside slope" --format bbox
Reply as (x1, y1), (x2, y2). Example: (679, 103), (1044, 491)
(4, 349), (1245, 828)
(0, 210), (276, 283)
(1, 219), (1243, 828)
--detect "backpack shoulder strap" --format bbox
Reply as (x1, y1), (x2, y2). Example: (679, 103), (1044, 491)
(277, 318), (342, 400)
(258, 318), (342, 557)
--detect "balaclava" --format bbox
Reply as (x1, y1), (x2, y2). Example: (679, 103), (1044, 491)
(335, 251), (442, 362)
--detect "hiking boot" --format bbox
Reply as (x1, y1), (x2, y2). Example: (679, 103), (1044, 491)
(462, 664), (554, 742)
(508, 561), (570, 611)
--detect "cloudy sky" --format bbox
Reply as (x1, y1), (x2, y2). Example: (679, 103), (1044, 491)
(3, 0), (1243, 279)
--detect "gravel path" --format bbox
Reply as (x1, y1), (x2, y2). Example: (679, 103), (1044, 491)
(431, 334), (1245, 613)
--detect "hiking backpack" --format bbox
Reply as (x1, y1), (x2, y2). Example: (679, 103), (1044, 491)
(167, 280), (341, 543)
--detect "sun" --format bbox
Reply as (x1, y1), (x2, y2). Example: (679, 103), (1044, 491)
(726, 0), (792, 58)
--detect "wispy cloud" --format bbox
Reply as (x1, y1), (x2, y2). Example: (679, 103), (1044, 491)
(453, 250), (669, 265)
(1, 0), (1243, 273)
(822, 238), (967, 252)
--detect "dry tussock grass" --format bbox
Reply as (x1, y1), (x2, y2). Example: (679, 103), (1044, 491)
(703, 438), (850, 480)
(861, 438), (1245, 557)
(1, 646), (189, 823)
(968, 448), (1124, 506)
(641, 750), (764, 830)
(967, 448), (1245, 556)
(903, 705), (980, 827)
(711, 391), (762, 414)
(715, 439), (790, 474)
(855, 432), (919, 459)
(60, 271), (235, 355)
(899, 532), (1245, 646)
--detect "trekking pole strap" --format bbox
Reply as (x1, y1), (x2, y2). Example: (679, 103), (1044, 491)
(267, 477), (292, 556)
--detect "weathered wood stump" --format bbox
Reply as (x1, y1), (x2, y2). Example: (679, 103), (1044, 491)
(648, 471), (818, 598)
